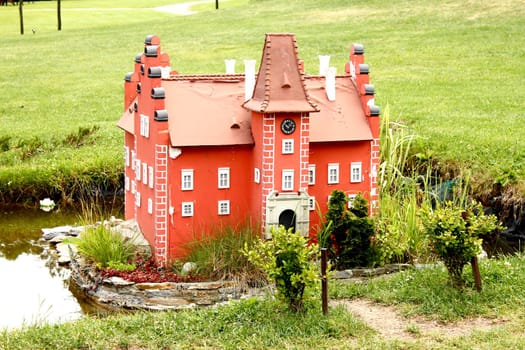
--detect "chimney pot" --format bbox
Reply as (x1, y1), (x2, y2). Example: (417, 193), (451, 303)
(148, 66), (162, 78)
(359, 64), (369, 75)
(144, 45), (159, 57)
(154, 109), (168, 121)
(151, 87), (165, 99)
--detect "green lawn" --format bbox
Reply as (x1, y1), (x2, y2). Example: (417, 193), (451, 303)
(0, 0), (524, 203)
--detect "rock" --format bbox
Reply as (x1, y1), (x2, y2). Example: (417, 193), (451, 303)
(49, 234), (68, 244)
(42, 226), (73, 240)
(333, 270), (353, 279)
(104, 276), (135, 287)
(56, 242), (77, 265)
(181, 262), (197, 276)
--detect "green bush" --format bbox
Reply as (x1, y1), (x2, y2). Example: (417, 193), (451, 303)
(321, 190), (377, 269)
(243, 226), (320, 312)
(420, 201), (501, 287)
(75, 224), (137, 269)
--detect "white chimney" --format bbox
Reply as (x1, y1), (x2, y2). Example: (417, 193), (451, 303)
(225, 59), (236, 74)
(318, 55), (330, 76)
(325, 67), (336, 101)
(244, 59), (256, 101)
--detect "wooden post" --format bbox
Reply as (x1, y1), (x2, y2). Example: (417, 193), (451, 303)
(321, 248), (328, 315)
(57, 0), (62, 31)
(18, 0), (24, 35)
(471, 256), (482, 292)
(215, 0), (219, 9)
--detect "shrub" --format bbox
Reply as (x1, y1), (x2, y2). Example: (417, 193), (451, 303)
(75, 224), (137, 269)
(243, 226), (320, 312)
(420, 201), (501, 287)
(321, 190), (377, 269)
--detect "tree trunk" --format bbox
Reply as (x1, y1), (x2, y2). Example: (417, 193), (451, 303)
(18, 0), (23, 35)
(57, 0), (61, 31)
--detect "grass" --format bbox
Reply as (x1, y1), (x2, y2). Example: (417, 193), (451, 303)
(2, 255), (525, 348)
(1, 0), (525, 205)
(181, 220), (266, 284)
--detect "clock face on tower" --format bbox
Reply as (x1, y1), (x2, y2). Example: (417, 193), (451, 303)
(280, 118), (296, 135)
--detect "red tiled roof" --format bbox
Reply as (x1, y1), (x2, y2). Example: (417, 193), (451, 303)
(117, 98), (136, 134)
(243, 33), (319, 113)
(164, 78), (254, 147)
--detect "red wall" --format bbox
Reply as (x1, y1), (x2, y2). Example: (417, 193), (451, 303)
(166, 145), (254, 258)
(307, 140), (372, 235)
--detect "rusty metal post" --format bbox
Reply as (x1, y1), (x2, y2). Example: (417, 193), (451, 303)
(471, 256), (482, 292)
(321, 248), (328, 315)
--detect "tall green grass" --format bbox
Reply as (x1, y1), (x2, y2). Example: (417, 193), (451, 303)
(73, 224), (136, 269)
(182, 220), (266, 285)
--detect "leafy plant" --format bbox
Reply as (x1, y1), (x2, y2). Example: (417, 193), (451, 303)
(322, 190), (377, 269)
(243, 226), (320, 312)
(420, 201), (501, 288)
(75, 224), (137, 269)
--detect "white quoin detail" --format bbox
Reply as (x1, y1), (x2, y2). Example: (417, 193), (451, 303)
(224, 59), (236, 74)
(367, 98), (375, 108)
(350, 61), (356, 79)
(318, 55), (330, 76)
(325, 67), (336, 101)
(244, 59), (256, 101)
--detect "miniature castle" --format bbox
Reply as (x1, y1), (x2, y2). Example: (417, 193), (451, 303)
(118, 33), (380, 263)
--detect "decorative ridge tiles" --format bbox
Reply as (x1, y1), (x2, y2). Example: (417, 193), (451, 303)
(243, 33), (319, 114)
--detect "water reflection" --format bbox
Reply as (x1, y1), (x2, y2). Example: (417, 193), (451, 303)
(0, 209), (89, 329)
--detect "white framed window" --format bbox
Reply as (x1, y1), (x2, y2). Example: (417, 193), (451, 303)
(148, 166), (154, 189)
(135, 159), (141, 181)
(348, 194), (357, 209)
(218, 167), (230, 189)
(282, 139), (294, 154)
(254, 168), (261, 184)
(125, 176), (130, 191)
(308, 164), (316, 185)
(181, 202), (194, 217)
(181, 169), (194, 191)
(350, 162), (362, 183)
(131, 150), (136, 169)
(308, 196), (316, 211)
(131, 180), (136, 194)
(282, 169), (294, 191)
(124, 146), (130, 167)
(147, 198), (153, 214)
(135, 191), (141, 208)
(328, 163), (339, 184)
(140, 114), (150, 138)
(218, 200), (230, 215)
(142, 162), (148, 185)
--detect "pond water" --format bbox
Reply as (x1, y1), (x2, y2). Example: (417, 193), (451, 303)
(0, 209), (103, 330)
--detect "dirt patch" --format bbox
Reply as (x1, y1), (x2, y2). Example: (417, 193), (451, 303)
(333, 299), (507, 341)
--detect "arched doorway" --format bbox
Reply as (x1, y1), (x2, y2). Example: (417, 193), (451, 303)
(279, 209), (296, 232)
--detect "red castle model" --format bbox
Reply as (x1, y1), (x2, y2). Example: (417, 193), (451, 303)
(118, 33), (380, 264)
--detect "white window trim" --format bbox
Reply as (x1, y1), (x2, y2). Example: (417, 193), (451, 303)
(350, 162), (362, 183)
(308, 164), (316, 185)
(124, 146), (130, 167)
(218, 200), (230, 215)
(147, 198), (153, 214)
(140, 114), (150, 138)
(254, 168), (261, 184)
(142, 162), (148, 185)
(282, 139), (294, 154)
(181, 202), (194, 217)
(135, 159), (141, 181)
(218, 167), (230, 189)
(348, 194), (357, 209)
(148, 166), (154, 189)
(328, 163), (339, 184)
(135, 191), (141, 207)
(125, 176), (130, 191)
(282, 169), (294, 191)
(181, 169), (194, 191)
(308, 196), (316, 211)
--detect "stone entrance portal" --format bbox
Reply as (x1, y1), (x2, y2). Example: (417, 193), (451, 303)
(265, 190), (310, 238)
